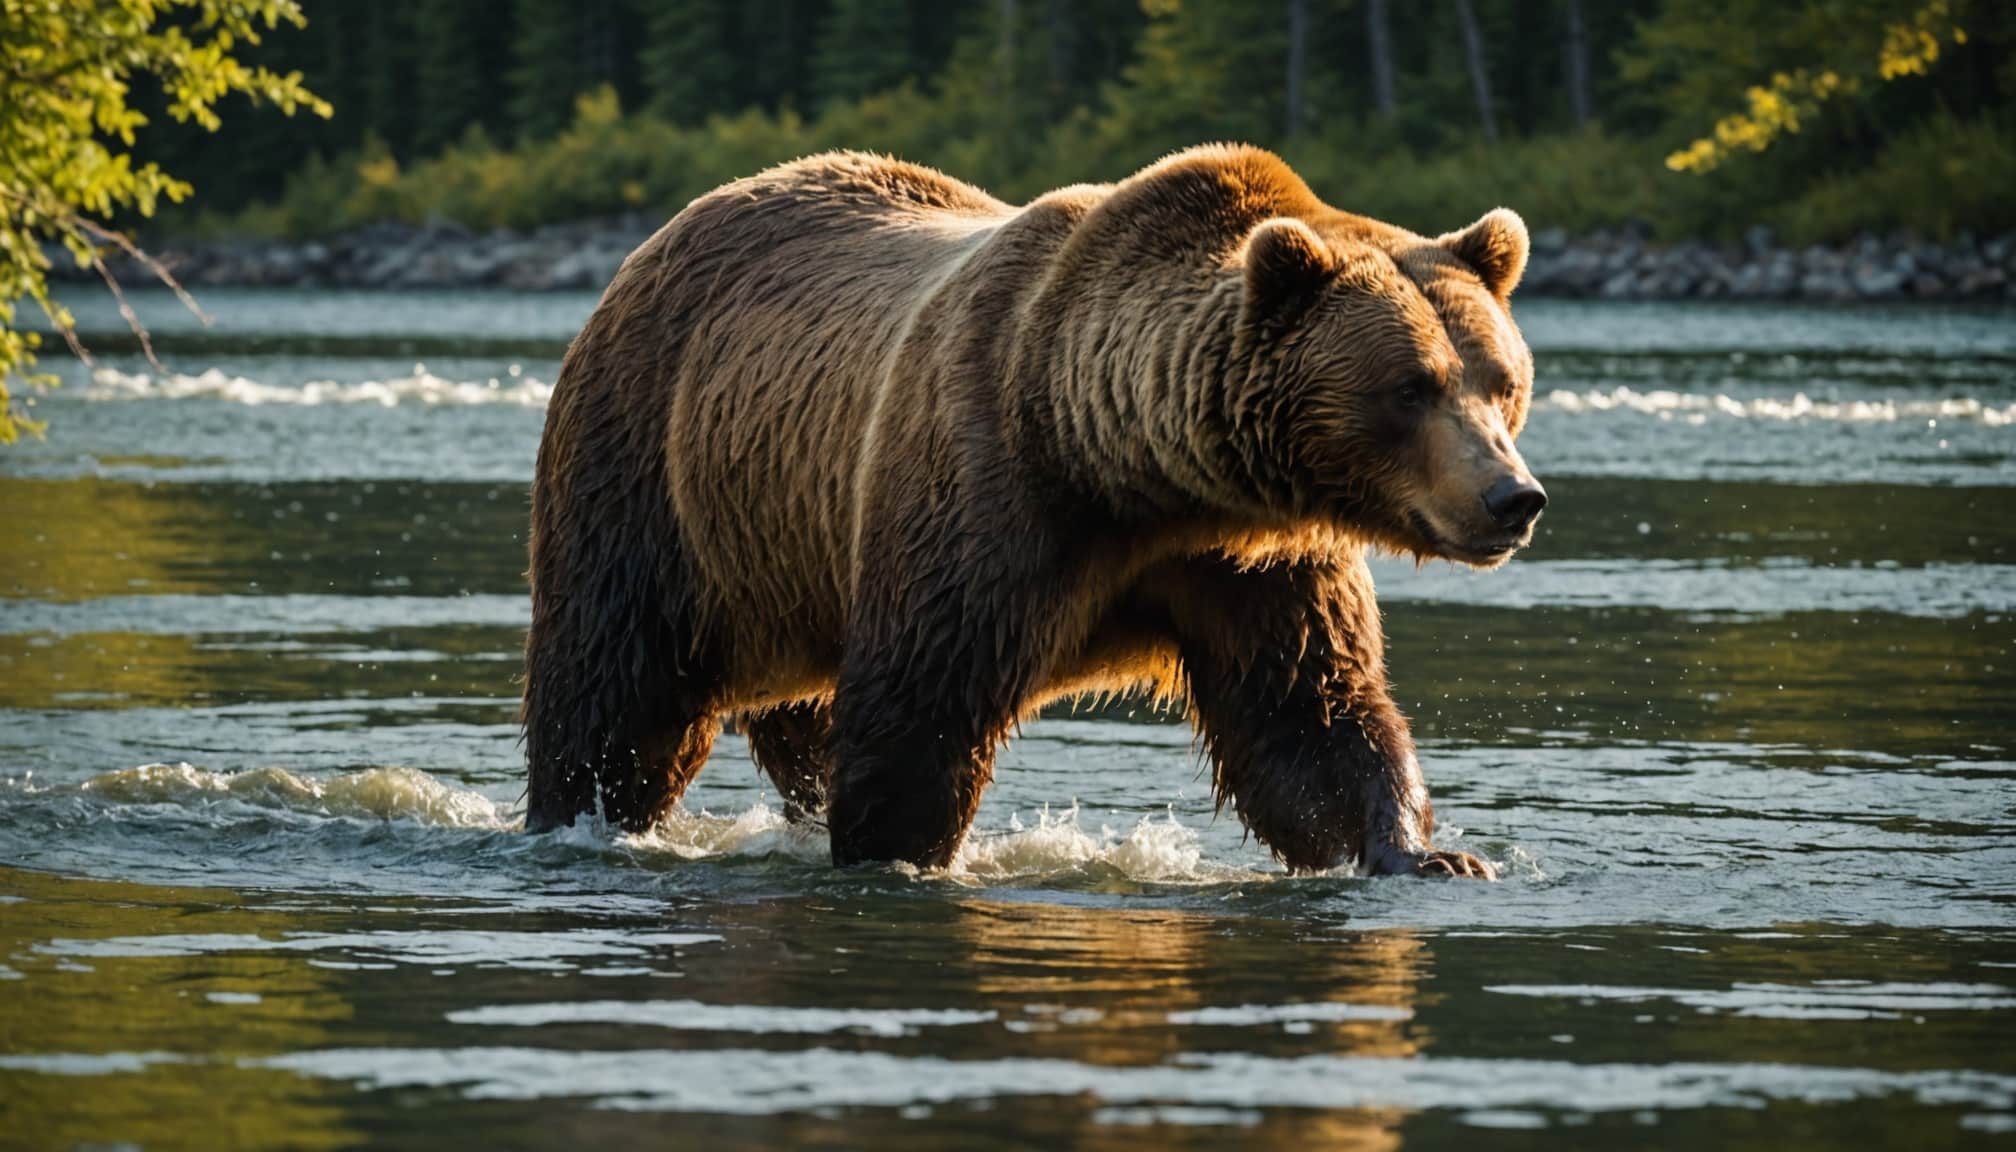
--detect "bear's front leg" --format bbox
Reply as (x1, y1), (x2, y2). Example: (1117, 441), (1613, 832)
(1168, 552), (1494, 879)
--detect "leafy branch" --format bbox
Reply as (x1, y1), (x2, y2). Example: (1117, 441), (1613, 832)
(0, 0), (330, 443)
(1666, 0), (1967, 173)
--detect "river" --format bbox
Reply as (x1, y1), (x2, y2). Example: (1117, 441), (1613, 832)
(2, 290), (2012, 1148)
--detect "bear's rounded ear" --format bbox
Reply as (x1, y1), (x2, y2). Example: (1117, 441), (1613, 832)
(1242, 217), (1333, 320)
(1437, 208), (1529, 299)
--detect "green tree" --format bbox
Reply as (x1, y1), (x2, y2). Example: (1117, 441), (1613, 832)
(507, 0), (581, 139)
(1617, 0), (1971, 172)
(413, 0), (508, 154)
(640, 0), (738, 124)
(508, 0), (638, 142)
(812, 0), (914, 107)
(0, 0), (329, 443)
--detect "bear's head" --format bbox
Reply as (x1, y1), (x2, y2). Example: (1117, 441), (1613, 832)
(1235, 208), (1544, 568)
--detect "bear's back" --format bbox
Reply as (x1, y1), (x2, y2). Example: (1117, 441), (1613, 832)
(621, 155), (1024, 690)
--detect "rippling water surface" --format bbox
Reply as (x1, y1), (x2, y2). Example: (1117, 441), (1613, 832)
(3, 290), (2013, 1149)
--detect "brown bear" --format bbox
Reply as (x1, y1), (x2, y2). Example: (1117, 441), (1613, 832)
(521, 144), (1544, 879)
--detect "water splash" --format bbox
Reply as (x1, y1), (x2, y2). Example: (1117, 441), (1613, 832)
(955, 805), (1254, 885)
(41, 768), (1272, 887)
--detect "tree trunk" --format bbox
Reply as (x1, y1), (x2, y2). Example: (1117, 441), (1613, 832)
(1285, 0), (1309, 138)
(1045, 0), (1071, 100)
(1563, 0), (1591, 127)
(1365, 0), (1396, 121)
(1453, 0), (1498, 143)
(997, 0), (1018, 94)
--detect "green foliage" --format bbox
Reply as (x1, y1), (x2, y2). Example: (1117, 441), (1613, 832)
(1779, 110), (2016, 241)
(1288, 130), (1679, 239)
(1635, 0), (1970, 172)
(0, 0), (328, 443)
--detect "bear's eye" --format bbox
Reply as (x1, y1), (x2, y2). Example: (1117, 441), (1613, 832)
(1394, 374), (1435, 410)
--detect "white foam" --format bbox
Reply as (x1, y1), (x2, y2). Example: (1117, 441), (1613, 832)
(86, 364), (553, 407)
(618, 800), (825, 863)
(58, 765), (1481, 889)
(82, 763), (512, 829)
(1538, 386), (2016, 426)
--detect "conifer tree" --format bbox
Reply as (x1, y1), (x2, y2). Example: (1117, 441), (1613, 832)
(812, 0), (915, 106)
(641, 0), (738, 124)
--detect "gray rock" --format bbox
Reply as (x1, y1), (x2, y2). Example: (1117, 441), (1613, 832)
(1851, 263), (1904, 298)
(1955, 267), (2007, 297)
(1799, 270), (1853, 300)
(1763, 256), (1800, 297)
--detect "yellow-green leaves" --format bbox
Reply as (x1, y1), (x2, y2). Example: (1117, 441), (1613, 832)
(0, 0), (329, 443)
(1666, 0), (1967, 173)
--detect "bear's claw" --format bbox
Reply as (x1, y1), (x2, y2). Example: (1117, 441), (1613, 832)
(1370, 847), (1497, 880)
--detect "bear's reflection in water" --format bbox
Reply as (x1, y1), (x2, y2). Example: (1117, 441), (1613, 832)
(953, 900), (1422, 1150)
(697, 892), (1426, 1143)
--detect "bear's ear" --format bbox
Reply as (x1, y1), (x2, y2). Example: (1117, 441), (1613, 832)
(1437, 208), (1529, 299)
(1242, 217), (1333, 321)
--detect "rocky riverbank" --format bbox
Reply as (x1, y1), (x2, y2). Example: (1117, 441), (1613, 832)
(58, 216), (2016, 302)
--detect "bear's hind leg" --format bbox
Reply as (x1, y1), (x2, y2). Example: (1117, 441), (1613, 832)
(741, 700), (835, 824)
(524, 682), (721, 834)
(521, 502), (723, 833)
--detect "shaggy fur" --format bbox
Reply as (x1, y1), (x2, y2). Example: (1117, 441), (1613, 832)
(522, 144), (1544, 878)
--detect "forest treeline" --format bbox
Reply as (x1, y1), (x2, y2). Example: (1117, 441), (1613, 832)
(146, 0), (2015, 243)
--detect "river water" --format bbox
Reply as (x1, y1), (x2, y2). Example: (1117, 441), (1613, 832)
(2, 290), (2013, 1149)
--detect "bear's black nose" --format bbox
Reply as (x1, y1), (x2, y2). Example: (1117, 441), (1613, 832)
(1482, 476), (1547, 531)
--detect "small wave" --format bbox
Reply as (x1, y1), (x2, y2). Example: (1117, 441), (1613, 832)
(1167, 1002), (1413, 1025)
(1487, 981), (2016, 1020)
(40, 926), (718, 967)
(81, 762), (512, 829)
(1538, 386), (2016, 426)
(252, 1045), (2016, 1116)
(1370, 558), (2016, 620)
(86, 364), (553, 407)
(448, 999), (996, 1037)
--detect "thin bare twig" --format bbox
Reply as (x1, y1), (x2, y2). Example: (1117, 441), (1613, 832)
(27, 289), (92, 368)
(70, 214), (212, 329)
(88, 246), (163, 374)
(0, 186), (212, 383)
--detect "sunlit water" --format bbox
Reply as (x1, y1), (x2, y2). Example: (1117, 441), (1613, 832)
(2, 290), (2013, 1149)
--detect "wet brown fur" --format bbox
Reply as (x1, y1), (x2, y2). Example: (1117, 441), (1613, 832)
(522, 145), (1539, 877)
